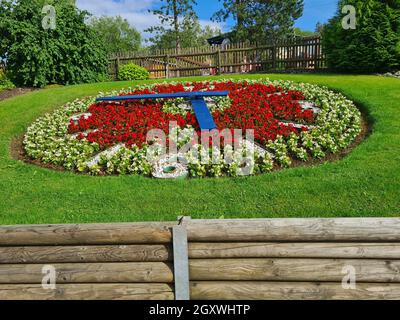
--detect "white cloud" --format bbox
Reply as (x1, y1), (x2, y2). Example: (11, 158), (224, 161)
(76, 0), (224, 39)
(76, 0), (160, 33)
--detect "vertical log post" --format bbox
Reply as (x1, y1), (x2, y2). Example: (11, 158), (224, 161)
(115, 57), (120, 81)
(314, 38), (320, 70)
(165, 55), (170, 79)
(272, 46), (277, 71)
(216, 49), (222, 75)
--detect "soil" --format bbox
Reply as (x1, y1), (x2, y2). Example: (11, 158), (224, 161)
(289, 116), (371, 170)
(0, 88), (36, 102)
(11, 136), (67, 173)
(11, 113), (371, 177)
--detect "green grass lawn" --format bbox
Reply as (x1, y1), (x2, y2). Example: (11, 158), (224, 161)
(0, 74), (399, 225)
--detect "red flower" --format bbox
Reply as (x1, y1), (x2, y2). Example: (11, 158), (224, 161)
(68, 82), (315, 149)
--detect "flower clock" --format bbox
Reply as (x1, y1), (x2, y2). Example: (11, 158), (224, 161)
(24, 79), (362, 179)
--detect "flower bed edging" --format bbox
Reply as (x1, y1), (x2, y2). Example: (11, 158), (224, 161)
(23, 79), (362, 179)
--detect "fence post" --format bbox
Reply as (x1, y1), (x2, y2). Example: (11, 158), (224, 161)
(216, 49), (222, 75)
(165, 55), (170, 79)
(115, 57), (120, 80)
(314, 37), (320, 70)
(272, 46), (277, 71)
(173, 216), (191, 301)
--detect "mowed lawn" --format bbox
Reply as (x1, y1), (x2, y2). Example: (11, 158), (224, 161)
(0, 74), (399, 225)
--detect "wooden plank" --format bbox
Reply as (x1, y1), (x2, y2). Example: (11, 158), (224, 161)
(0, 262), (173, 284)
(189, 259), (400, 282)
(186, 219), (400, 242)
(0, 222), (176, 246)
(0, 245), (172, 264)
(0, 283), (174, 300)
(188, 243), (400, 259)
(190, 281), (400, 300)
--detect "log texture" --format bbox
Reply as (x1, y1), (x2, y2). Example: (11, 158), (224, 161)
(0, 245), (172, 264)
(190, 281), (400, 300)
(186, 219), (400, 242)
(0, 283), (174, 300)
(0, 222), (176, 245)
(0, 262), (174, 284)
(2, 218), (400, 300)
(189, 259), (400, 282)
(188, 243), (400, 259)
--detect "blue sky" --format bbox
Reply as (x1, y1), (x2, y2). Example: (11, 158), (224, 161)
(192, 0), (338, 32)
(77, 0), (338, 35)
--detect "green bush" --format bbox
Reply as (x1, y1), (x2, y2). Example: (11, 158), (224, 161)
(118, 63), (149, 81)
(323, 0), (400, 73)
(0, 69), (15, 91)
(0, 0), (108, 88)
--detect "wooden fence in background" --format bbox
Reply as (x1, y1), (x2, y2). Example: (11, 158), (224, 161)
(2, 218), (400, 300)
(108, 36), (326, 80)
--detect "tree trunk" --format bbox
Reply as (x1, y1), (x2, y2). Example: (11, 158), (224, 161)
(236, 0), (244, 29)
(173, 0), (181, 53)
(235, 0), (246, 42)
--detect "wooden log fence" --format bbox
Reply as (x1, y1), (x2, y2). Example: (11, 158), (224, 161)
(1, 218), (400, 300)
(108, 36), (326, 80)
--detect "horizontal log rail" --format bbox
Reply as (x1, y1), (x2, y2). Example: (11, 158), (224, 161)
(0, 222), (175, 246)
(0, 262), (174, 284)
(0, 218), (400, 300)
(189, 258), (400, 282)
(0, 283), (174, 300)
(185, 218), (400, 242)
(0, 245), (172, 264)
(188, 242), (400, 259)
(190, 282), (400, 300)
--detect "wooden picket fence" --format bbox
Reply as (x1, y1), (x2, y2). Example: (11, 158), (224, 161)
(108, 36), (326, 80)
(1, 218), (400, 300)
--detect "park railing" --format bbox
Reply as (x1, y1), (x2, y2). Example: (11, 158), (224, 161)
(1, 218), (400, 300)
(108, 36), (326, 80)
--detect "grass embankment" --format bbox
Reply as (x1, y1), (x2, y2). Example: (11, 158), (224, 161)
(0, 74), (399, 224)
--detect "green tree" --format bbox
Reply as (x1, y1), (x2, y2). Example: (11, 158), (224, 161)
(146, 0), (197, 51)
(0, 0), (108, 87)
(89, 16), (141, 55)
(323, 0), (400, 73)
(148, 15), (221, 49)
(293, 28), (316, 37)
(315, 22), (324, 35)
(212, 0), (247, 37)
(213, 0), (304, 43)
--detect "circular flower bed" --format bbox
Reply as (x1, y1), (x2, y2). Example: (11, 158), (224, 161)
(23, 79), (362, 178)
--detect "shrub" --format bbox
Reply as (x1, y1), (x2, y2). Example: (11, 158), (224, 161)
(0, 69), (15, 90)
(0, 0), (108, 88)
(322, 0), (400, 73)
(118, 63), (149, 81)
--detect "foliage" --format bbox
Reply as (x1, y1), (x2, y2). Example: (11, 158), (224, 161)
(322, 0), (400, 73)
(148, 16), (221, 50)
(315, 22), (324, 35)
(118, 63), (149, 81)
(0, 0), (108, 87)
(0, 69), (15, 91)
(146, 0), (197, 50)
(294, 28), (316, 37)
(213, 0), (304, 43)
(89, 16), (141, 55)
